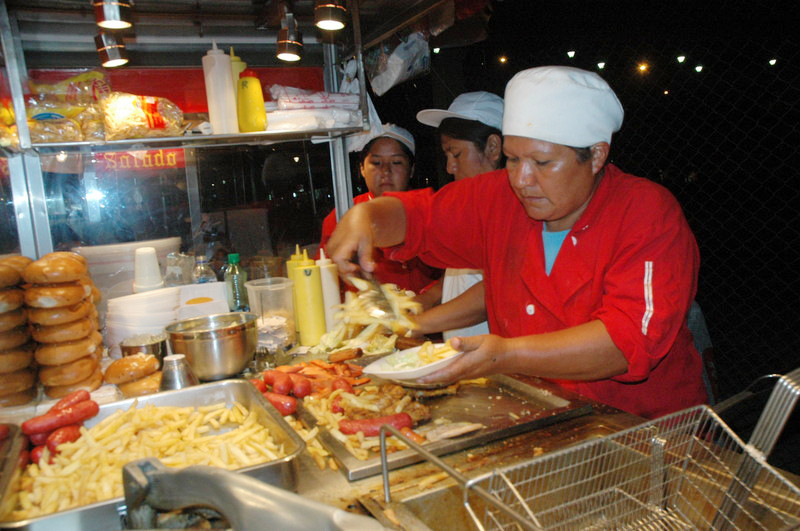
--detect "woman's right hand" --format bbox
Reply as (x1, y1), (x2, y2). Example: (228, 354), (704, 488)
(326, 202), (377, 277)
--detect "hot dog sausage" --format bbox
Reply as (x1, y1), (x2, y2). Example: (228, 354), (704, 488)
(249, 378), (267, 393)
(262, 391), (297, 416)
(338, 413), (413, 437)
(288, 373), (311, 398)
(49, 389), (91, 413)
(29, 431), (51, 446)
(21, 400), (99, 435)
(46, 424), (82, 453)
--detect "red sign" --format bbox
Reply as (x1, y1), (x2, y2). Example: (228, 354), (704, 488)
(95, 149), (185, 172)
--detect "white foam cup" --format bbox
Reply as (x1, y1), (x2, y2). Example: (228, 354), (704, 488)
(133, 247), (164, 293)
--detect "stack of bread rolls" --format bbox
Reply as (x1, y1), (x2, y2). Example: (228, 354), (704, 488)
(24, 252), (104, 399)
(103, 353), (161, 397)
(0, 256), (36, 407)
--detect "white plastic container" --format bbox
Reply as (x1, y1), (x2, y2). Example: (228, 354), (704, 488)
(316, 249), (341, 332)
(202, 40), (239, 135)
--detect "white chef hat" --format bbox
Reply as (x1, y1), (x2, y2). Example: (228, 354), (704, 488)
(503, 66), (624, 147)
(377, 123), (416, 155)
(416, 91), (504, 131)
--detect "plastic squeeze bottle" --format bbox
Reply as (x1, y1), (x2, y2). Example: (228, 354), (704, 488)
(224, 253), (249, 312)
(202, 40), (239, 135)
(316, 248), (341, 333)
(285, 244), (305, 335)
(294, 250), (326, 346)
(237, 70), (266, 132)
(229, 47), (247, 96)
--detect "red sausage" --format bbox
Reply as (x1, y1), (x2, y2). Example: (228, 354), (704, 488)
(46, 425), (82, 454)
(332, 378), (353, 394)
(21, 400), (99, 436)
(331, 395), (343, 413)
(249, 378), (267, 393)
(288, 373), (311, 398)
(49, 390), (91, 414)
(271, 371), (293, 395)
(338, 413), (413, 437)
(262, 370), (277, 386)
(30, 445), (46, 465)
(29, 431), (51, 446)
(0, 424), (9, 441)
(262, 391), (297, 416)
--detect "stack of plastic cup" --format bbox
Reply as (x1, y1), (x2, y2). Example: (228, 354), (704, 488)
(133, 247), (165, 293)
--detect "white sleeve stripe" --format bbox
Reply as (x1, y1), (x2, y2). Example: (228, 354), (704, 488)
(642, 261), (654, 335)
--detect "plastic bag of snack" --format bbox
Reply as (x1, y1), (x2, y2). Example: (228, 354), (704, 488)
(0, 124), (19, 149)
(27, 118), (83, 143)
(29, 71), (111, 104)
(100, 92), (184, 140)
(75, 105), (105, 142)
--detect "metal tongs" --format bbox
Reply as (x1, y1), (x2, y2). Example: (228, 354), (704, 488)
(350, 271), (397, 320)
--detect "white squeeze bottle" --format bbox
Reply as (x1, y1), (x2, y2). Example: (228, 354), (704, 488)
(202, 40), (239, 135)
(316, 249), (341, 332)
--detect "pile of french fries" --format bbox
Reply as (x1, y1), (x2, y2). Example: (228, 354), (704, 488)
(311, 279), (422, 356)
(302, 387), (409, 461)
(6, 402), (285, 521)
(417, 341), (459, 366)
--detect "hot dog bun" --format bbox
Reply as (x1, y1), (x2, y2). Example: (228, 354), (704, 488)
(32, 317), (93, 344)
(0, 288), (24, 313)
(0, 264), (21, 288)
(0, 386), (36, 407)
(22, 252), (87, 284)
(0, 307), (27, 333)
(0, 327), (31, 351)
(104, 353), (159, 385)
(0, 344), (34, 374)
(39, 355), (98, 387)
(27, 299), (92, 326)
(44, 365), (102, 399)
(35, 330), (103, 366)
(0, 255), (33, 274)
(117, 370), (162, 398)
(0, 367), (36, 397)
(24, 282), (86, 308)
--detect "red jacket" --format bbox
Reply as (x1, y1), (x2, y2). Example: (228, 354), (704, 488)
(319, 191), (441, 294)
(388, 165), (707, 418)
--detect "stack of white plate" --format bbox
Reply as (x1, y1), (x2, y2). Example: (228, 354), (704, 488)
(104, 287), (180, 357)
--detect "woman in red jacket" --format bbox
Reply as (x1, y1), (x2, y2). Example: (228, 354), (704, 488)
(318, 124), (440, 295)
(326, 67), (707, 419)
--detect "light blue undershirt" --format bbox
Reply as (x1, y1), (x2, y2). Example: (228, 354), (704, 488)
(542, 225), (570, 275)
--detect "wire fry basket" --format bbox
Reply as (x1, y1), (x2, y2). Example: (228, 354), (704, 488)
(380, 368), (800, 530)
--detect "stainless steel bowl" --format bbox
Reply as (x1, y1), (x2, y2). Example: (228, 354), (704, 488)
(119, 338), (168, 368)
(165, 312), (258, 381)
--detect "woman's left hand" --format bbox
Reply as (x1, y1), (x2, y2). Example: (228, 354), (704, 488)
(417, 334), (509, 384)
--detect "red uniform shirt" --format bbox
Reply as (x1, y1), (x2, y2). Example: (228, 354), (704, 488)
(388, 165), (707, 418)
(319, 191), (441, 294)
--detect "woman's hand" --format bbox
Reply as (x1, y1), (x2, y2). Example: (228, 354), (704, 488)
(417, 334), (509, 384)
(326, 204), (377, 276)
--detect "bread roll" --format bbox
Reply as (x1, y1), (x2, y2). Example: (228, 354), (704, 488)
(0, 264), (21, 288)
(44, 365), (102, 399)
(39, 355), (97, 387)
(24, 282), (85, 308)
(104, 353), (159, 384)
(117, 371), (162, 398)
(22, 252), (87, 284)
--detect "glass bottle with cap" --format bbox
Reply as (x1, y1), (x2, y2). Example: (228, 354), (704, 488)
(192, 255), (217, 284)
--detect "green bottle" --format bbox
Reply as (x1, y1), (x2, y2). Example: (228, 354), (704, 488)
(224, 253), (249, 312)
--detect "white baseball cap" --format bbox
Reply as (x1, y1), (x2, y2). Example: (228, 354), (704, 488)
(503, 66), (624, 147)
(417, 91), (504, 131)
(377, 123), (416, 155)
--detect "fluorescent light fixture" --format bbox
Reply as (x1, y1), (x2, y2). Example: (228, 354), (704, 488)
(93, 0), (133, 30)
(95, 31), (129, 68)
(677, 55), (686, 63)
(597, 62), (606, 70)
(433, 47), (441, 54)
(567, 50), (576, 58)
(769, 58), (777, 66)
(314, 1), (347, 31)
(695, 65), (703, 72)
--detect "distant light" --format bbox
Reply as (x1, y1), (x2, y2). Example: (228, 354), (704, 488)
(663, 90), (669, 95)
(769, 58), (777, 66)
(677, 55), (686, 63)
(638, 62), (649, 73)
(56, 151), (68, 162)
(567, 50), (576, 58)
(498, 55), (508, 64)
(695, 65), (703, 72)
(433, 47), (441, 54)
(597, 62), (606, 70)
(293, 156), (300, 163)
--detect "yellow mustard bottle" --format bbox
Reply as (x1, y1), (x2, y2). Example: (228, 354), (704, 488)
(285, 244), (305, 337)
(236, 69), (266, 132)
(230, 47), (247, 96)
(294, 250), (326, 346)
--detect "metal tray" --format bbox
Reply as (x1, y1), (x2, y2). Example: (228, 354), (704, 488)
(296, 375), (592, 481)
(0, 380), (305, 531)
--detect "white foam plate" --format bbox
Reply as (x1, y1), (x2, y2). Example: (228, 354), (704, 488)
(362, 343), (464, 380)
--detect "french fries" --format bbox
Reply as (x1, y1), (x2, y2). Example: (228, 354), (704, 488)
(6, 402), (285, 521)
(417, 341), (458, 366)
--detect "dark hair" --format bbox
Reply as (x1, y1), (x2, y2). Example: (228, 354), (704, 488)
(571, 146), (592, 163)
(358, 136), (415, 167)
(438, 117), (504, 168)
